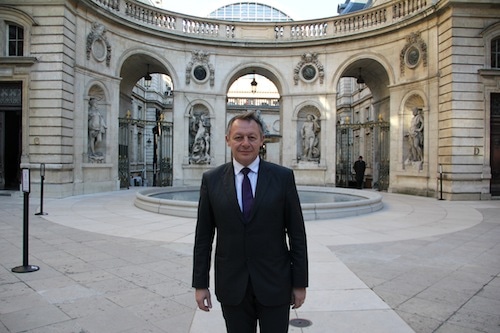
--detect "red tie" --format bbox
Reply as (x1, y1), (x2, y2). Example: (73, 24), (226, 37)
(241, 168), (254, 221)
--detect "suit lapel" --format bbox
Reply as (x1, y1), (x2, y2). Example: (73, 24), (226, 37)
(221, 163), (243, 218)
(250, 160), (271, 220)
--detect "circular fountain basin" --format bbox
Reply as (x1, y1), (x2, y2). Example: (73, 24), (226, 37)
(135, 186), (383, 221)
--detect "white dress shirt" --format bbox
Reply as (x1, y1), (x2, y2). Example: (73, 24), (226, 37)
(233, 157), (260, 211)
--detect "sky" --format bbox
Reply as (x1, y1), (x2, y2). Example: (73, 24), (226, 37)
(158, 0), (346, 21)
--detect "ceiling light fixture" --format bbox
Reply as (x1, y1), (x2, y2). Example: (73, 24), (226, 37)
(250, 71), (258, 93)
(144, 64), (152, 88)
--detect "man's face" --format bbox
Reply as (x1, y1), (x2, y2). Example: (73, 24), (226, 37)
(226, 119), (264, 166)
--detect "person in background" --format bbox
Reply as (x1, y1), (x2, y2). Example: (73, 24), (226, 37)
(192, 111), (308, 333)
(353, 155), (366, 189)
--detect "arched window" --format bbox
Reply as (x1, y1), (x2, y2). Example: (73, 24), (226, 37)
(8, 23), (24, 56)
(492, 37), (500, 69)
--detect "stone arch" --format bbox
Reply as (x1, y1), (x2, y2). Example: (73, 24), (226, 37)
(293, 100), (326, 120)
(116, 48), (179, 97)
(332, 52), (395, 105)
(116, 50), (177, 187)
(223, 62), (288, 95)
(223, 63), (286, 164)
(333, 54), (393, 190)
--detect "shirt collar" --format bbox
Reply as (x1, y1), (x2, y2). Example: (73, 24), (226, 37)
(233, 157), (260, 175)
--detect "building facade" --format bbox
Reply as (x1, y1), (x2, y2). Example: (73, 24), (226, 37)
(0, 0), (499, 200)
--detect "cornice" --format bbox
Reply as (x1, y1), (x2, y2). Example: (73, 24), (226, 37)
(0, 57), (37, 66)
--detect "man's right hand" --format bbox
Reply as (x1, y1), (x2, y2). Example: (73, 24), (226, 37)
(195, 288), (212, 312)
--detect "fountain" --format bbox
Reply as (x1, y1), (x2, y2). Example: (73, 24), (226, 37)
(135, 186), (383, 220)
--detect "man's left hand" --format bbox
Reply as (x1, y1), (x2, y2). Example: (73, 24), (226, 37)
(290, 287), (306, 309)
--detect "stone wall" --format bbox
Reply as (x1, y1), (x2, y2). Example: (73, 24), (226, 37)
(0, 0), (499, 200)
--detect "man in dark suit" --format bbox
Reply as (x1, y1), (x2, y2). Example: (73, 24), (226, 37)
(192, 111), (308, 333)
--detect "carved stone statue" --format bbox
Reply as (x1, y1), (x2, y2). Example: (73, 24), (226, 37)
(189, 111), (211, 164)
(88, 98), (107, 162)
(301, 113), (320, 161)
(255, 110), (270, 135)
(407, 107), (424, 162)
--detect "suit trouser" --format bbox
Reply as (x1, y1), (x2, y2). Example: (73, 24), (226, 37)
(221, 280), (290, 333)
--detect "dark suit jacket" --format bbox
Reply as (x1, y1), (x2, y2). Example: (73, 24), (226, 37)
(192, 160), (308, 306)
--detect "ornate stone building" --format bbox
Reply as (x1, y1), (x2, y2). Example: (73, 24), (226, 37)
(0, 0), (499, 200)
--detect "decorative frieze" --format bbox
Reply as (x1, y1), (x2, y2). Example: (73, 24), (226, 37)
(400, 32), (427, 75)
(293, 53), (324, 85)
(185, 50), (214, 86)
(86, 22), (112, 66)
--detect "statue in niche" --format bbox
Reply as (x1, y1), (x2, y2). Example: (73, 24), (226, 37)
(189, 111), (211, 164)
(407, 107), (424, 162)
(255, 110), (270, 135)
(88, 98), (107, 162)
(301, 113), (321, 161)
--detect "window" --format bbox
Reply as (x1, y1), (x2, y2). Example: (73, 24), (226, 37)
(492, 37), (500, 68)
(8, 24), (23, 56)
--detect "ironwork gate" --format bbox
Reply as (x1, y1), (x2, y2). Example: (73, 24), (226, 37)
(336, 118), (390, 190)
(118, 115), (173, 188)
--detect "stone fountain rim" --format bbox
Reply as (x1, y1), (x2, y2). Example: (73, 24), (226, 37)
(134, 186), (383, 220)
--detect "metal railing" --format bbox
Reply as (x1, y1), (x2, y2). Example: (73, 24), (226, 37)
(227, 97), (280, 108)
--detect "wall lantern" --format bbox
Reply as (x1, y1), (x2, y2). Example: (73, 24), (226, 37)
(144, 64), (152, 88)
(250, 71), (258, 93)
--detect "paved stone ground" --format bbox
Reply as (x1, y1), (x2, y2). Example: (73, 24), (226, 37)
(0, 194), (196, 333)
(1, 190), (500, 333)
(331, 208), (500, 333)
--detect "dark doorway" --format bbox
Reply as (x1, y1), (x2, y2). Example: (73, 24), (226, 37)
(0, 82), (22, 190)
(491, 93), (500, 196)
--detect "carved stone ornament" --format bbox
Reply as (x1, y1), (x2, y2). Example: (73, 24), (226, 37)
(400, 32), (427, 75)
(86, 22), (112, 66)
(293, 52), (324, 85)
(188, 107), (211, 164)
(185, 50), (215, 86)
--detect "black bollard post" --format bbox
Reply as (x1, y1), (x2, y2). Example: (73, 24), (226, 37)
(35, 163), (47, 216)
(12, 168), (40, 273)
(439, 164), (444, 200)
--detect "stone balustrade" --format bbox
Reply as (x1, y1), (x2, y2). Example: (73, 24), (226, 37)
(90, 0), (430, 43)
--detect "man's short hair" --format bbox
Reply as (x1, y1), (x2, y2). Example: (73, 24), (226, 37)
(226, 111), (264, 137)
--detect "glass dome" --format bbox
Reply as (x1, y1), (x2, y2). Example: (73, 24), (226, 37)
(208, 2), (293, 22)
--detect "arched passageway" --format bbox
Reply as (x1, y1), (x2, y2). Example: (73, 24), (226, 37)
(118, 54), (174, 187)
(225, 68), (283, 165)
(336, 59), (391, 190)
